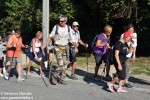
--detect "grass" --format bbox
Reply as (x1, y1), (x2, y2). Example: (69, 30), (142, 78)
(26, 55), (150, 76)
(129, 57), (150, 76)
(77, 56), (150, 76)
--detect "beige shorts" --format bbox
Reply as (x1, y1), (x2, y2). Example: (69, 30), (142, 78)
(9, 56), (22, 67)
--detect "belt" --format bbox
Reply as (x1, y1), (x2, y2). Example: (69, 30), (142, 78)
(55, 44), (67, 47)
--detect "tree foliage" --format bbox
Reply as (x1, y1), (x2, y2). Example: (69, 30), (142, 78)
(0, 0), (150, 56)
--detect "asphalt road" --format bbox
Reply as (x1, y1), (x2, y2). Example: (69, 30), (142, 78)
(0, 70), (150, 100)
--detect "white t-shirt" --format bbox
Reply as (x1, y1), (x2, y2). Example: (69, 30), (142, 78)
(132, 33), (137, 47)
(70, 30), (80, 45)
(121, 32), (137, 58)
(121, 32), (137, 47)
(49, 25), (71, 45)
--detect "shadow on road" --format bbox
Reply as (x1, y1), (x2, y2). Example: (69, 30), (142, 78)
(129, 76), (150, 85)
(75, 68), (111, 92)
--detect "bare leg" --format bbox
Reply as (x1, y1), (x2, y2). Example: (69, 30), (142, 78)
(39, 60), (44, 75)
(49, 53), (54, 62)
(27, 60), (33, 75)
(7, 66), (14, 73)
(71, 61), (77, 75)
(118, 80), (125, 88)
(17, 63), (22, 77)
(0, 68), (2, 73)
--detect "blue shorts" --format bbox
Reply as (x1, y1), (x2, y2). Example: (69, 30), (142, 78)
(29, 51), (42, 61)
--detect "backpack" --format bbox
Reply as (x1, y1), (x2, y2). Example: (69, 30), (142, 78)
(51, 24), (71, 45)
(91, 33), (106, 50)
(28, 38), (36, 52)
(55, 24), (70, 35)
(91, 34), (99, 50)
(103, 48), (114, 65)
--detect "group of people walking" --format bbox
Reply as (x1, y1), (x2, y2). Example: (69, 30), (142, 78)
(0, 15), (88, 85)
(94, 24), (137, 93)
(0, 15), (137, 93)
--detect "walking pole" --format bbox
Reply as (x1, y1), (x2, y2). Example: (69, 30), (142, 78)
(85, 46), (89, 77)
(25, 48), (28, 77)
(22, 48), (28, 79)
(40, 55), (48, 87)
(48, 43), (55, 85)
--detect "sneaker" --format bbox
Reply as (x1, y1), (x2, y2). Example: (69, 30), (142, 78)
(3, 66), (6, 73)
(107, 82), (115, 93)
(3, 71), (9, 80)
(124, 83), (133, 88)
(44, 61), (48, 69)
(71, 74), (78, 80)
(58, 79), (67, 85)
(93, 75), (100, 80)
(117, 87), (127, 93)
(0, 73), (3, 77)
(17, 76), (24, 82)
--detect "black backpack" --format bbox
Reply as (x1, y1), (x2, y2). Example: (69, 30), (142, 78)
(55, 24), (70, 35)
(51, 24), (70, 46)
(103, 48), (114, 65)
(91, 34), (99, 50)
(91, 33), (106, 50)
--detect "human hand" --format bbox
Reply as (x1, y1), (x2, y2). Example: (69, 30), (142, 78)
(13, 44), (17, 48)
(85, 44), (88, 48)
(118, 64), (122, 71)
(75, 47), (78, 53)
(53, 36), (57, 42)
(43, 52), (45, 57)
(25, 45), (28, 48)
(105, 43), (109, 47)
(35, 57), (40, 62)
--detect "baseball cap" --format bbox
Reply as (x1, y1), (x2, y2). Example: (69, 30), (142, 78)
(72, 21), (79, 26)
(123, 31), (133, 38)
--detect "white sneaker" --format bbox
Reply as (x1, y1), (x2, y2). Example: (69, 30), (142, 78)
(17, 76), (24, 82)
(44, 61), (48, 69)
(3, 66), (6, 73)
(117, 87), (127, 93)
(3, 72), (9, 80)
(0, 73), (3, 77)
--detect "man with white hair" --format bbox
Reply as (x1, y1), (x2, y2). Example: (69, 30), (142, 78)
(48, 15), (71, 85)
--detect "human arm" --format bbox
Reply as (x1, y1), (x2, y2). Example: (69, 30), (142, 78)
(40, 41), (45, 57)
(49, 25), (57, 42)
(115, 50), (122, 71)
(6, 36), (16, 48)
(132, 47), (136, 61)
(132, 33), (137, 61)
(21, 44), (28, 48)
(46, 37), (51, 53)
(96, 39), (107, 47)
(32, 38), (38, 59)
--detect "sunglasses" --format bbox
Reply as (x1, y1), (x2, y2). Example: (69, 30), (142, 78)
(73, 25), (79, 27)
(60, 20), (66, 23)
